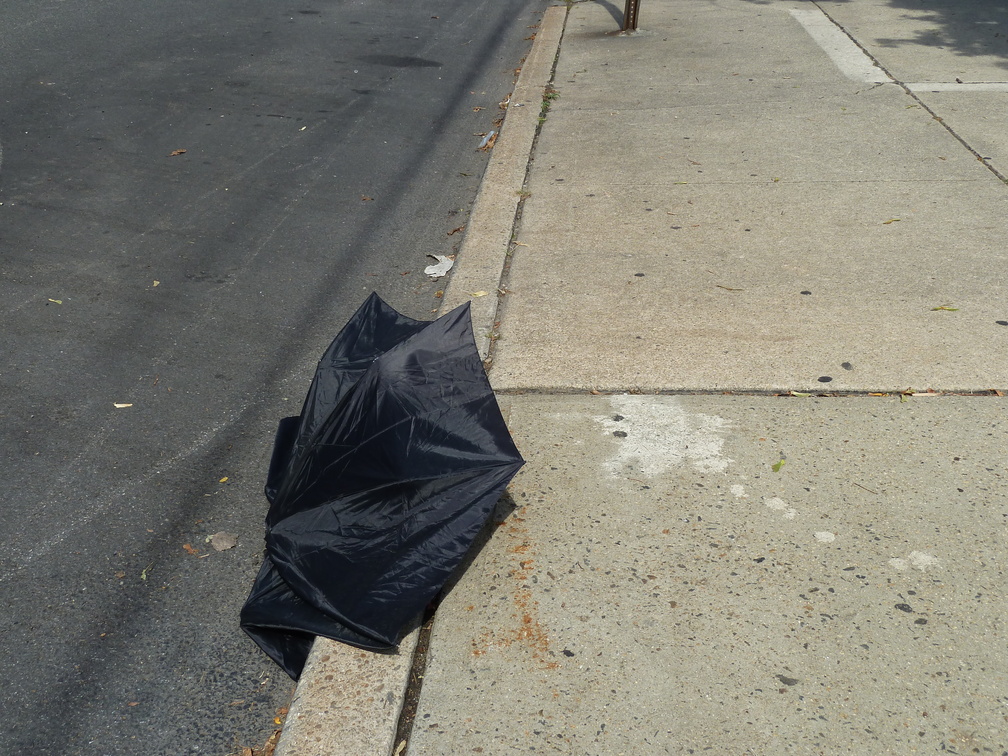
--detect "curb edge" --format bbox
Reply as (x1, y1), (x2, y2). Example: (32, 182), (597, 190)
(272, 6), (567, 756)
(440, 4), (568, 356)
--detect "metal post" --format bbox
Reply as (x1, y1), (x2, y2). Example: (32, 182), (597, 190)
(622, 0), (640, 31)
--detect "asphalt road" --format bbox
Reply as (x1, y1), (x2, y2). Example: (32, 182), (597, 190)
(0, 1), (546, 753)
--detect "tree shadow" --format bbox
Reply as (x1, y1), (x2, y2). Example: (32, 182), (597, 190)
(870, 0), (1008, 71)
(741, 0), (1008, 72)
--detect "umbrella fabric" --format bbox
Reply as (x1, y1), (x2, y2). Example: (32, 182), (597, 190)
(241, 293), (525, 679)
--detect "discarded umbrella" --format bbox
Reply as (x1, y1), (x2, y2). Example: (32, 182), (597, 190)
(241, 293), (524, 679)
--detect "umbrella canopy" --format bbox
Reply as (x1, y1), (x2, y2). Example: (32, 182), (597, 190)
(241, 293), (525, 679)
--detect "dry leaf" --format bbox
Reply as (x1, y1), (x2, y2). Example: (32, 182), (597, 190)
(113, 403), (133, 408)
(447, 225), (465, 236)
(48, 298), (62, 304)
(882, 218), (900, 225)
(219, 476), (229, 483)
(170, 149), (186, 156)
(361, 195), (374, 202)
(182, 543), (199, 556)
(469, 291), (488, 298)
(208, 531), (239, 551)
(243, 729), (281, 756)
(263, 730), (281, 756)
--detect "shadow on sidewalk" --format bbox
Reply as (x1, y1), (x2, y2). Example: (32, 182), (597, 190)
(741, 0), (1008, 70)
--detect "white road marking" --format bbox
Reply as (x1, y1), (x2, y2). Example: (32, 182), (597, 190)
(789, 9), (892, 83)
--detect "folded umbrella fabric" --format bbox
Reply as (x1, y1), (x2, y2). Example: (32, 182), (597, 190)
(241, 293), (525, 679)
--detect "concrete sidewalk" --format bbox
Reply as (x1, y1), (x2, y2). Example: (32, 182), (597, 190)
(279, 1), (1008, 754)
(410, 394), (1007, 754)
(414, 1), (1008, 754)
(491, 0), (1008, 392)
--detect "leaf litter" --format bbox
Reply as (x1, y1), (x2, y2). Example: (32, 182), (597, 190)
(208, 531), (239, 551)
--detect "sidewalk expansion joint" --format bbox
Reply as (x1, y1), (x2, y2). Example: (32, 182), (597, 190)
(438, 4), (569, 367)
(391, 602), (437, 756)
(492, 388), (1007, 399)
(897, 90), (1008, 186)
(485, 5), (569, 372)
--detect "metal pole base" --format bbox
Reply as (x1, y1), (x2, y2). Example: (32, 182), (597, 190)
(622, 0), (640, 31)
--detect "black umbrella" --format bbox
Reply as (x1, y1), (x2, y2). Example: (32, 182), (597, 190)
(240, 293), (525, 679)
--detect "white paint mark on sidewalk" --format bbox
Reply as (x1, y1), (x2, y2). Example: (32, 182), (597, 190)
(889, 550), (940, 571)
(789, 9), (892, 83)
(908, 551), (940, 569)
(595, 395), (732, 477)
(765, 496), (797, 520)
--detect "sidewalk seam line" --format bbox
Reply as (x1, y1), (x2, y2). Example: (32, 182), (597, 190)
(392, 8), (569, 756)
(492, 389), (1007, 398)
(438, 4), (569, 359)
(390, 605), (437, 756)
(487, 5), (569, 369)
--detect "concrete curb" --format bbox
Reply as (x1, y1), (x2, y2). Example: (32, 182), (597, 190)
(273, 629), (420, 756)
(272, 8), (567, 756)
(440, 4), (567, 355)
